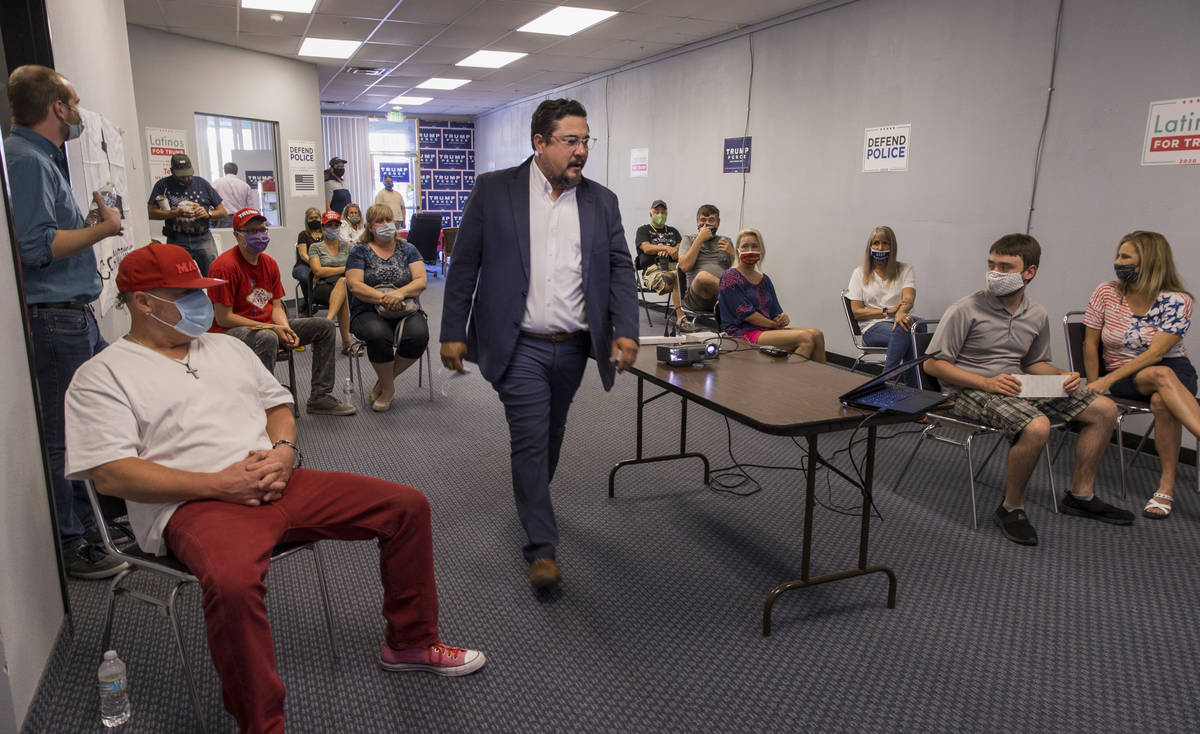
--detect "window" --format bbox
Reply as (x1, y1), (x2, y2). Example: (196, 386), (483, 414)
(193, 113), (283, 226)
(368, 117), (417, 222)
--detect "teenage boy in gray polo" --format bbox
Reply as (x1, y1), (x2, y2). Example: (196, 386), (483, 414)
(925, 234), (1133, 546)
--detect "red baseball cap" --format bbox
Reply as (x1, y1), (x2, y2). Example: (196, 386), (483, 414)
(232, 207), (268, 228)
(321, 210), (341, 225)
(116, 243), (225, 292)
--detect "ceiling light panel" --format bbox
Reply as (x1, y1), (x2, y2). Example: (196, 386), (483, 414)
(417, 78), (470, 90)
(299, 37), (363, 58)
(241, 0), (316, 12)
(388, 95), (434, 105)
(517, 7), (619, 36)
(457, 50), (527, 68)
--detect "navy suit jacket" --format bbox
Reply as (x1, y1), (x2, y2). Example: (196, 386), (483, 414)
(441, 156), (639, 390)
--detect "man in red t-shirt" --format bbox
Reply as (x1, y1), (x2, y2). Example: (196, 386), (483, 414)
(208, 208), (355, 415)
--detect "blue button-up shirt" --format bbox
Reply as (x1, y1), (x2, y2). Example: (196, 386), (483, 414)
(4, 125), (101, 304)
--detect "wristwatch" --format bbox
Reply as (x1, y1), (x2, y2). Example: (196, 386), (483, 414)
(272, 439), (303, 468)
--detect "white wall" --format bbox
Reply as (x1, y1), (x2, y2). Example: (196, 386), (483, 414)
(126, 24), (326, 289)
(0, 154), (65, 731)
(476, 0), (1200, 373)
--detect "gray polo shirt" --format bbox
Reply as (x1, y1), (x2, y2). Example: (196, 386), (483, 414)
(927, 289), (1052, 389)
(679, 232), (733, 280)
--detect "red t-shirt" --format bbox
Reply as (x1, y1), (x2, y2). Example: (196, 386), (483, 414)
(206, 248), (285, 332)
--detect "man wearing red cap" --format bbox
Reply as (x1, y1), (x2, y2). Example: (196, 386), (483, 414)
(64, 242), (486, 734)
(208, 207), (355, 415)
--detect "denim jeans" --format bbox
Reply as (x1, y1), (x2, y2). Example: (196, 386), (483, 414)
(169, 231), (218, 276)
(862, 319), (924, 387)
(28, 304), (107, 548)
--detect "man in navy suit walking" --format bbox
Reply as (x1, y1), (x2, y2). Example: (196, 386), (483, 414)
(441, 99), (639, 589)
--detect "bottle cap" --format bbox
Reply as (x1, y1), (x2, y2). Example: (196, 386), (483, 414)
(103, 650), (117, 660)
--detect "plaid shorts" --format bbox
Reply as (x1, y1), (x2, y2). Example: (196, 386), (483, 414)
(948, 388), (1097, 443)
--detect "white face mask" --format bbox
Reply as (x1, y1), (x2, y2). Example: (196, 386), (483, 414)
(986, 270), (1026, 296)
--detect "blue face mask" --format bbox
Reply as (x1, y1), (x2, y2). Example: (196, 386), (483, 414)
(242, 231), (270, 253)
(146, 290), (213, 338)
(324, 227), (340, 240)
(870, 249), (890, 262)
(67, 121), (85, 141)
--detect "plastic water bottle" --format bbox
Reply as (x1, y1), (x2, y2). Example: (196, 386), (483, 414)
(343, 377), (355, 399)
(98, 650), (131, 727)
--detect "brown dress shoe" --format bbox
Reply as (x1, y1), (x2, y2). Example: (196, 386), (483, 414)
(528, 557), (562, 589)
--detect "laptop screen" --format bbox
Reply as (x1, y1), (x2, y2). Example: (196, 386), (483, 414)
(838, 355), (932, 401)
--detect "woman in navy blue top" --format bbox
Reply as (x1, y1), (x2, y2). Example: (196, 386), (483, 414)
(345, 203), (429, 412)
(717, 229), (826, 362)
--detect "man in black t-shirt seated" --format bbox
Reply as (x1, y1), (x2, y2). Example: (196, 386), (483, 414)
(635, 200), (683, 314)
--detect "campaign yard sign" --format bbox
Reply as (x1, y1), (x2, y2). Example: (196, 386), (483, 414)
(418, 119), (475, 228)
(1143, 96), (1200, 166)
(863, 124), (910, 172)
(379, 162), (410, 183)
(723, 137), (751, 173)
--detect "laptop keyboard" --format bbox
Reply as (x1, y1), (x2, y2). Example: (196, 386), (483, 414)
(861, 386), (917, 408)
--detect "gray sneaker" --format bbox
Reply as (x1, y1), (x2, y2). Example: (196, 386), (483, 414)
(306, 393), (357, 415)
(64, 543), (129, 580)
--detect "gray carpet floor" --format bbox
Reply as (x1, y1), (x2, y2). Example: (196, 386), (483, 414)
(33, 279), (1200, 733)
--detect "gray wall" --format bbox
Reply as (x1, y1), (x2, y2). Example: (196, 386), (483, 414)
(126, 24), (326, 286)
(475, 0), (1200, 381)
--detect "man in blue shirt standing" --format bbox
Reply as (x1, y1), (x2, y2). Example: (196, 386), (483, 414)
(147, 153), (226, 275)
(5, 64), (126, 578)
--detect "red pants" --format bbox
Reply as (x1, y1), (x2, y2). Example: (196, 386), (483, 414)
(164, 468), (439, 734)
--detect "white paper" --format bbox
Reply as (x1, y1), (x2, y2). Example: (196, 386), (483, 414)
(1013, 374), (1068, 398)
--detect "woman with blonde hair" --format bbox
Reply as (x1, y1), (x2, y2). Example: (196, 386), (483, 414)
(846, 225), (920, 385)
(717, 228), (825, 361)
(346, 203), (429, 411)
(1083, 230), (1198, 519)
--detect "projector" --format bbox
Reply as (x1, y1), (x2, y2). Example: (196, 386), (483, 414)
(657, 342), (719, 366)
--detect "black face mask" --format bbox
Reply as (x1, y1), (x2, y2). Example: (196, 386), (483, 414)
(1114, 263), (1139, 284)
(333, 167), (345, 177)
(307, 219), (322, 230)
(701, 223), (717, 236)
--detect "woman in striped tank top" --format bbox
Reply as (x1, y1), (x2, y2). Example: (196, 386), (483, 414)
(1082, 231), (1198, 519)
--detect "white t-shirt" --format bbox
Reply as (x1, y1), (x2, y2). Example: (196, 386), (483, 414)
(846, 263), (916, 331)
(64, 334), (293, 555)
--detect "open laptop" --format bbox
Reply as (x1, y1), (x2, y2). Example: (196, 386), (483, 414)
(838, 355), (949, 414)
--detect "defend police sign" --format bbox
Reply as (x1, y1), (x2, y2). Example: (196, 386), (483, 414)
(862, 124), (910, 172)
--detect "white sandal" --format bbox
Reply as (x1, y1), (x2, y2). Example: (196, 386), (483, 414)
(1143, 492), (1173, 519)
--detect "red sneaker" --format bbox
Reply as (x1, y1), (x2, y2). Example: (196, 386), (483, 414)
(379, 641), (486, 677)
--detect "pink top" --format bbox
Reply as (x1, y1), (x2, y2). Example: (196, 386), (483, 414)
(1082, 281), (1191, 370)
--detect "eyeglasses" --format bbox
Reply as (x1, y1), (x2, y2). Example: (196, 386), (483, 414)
(549, 135), (598, 151)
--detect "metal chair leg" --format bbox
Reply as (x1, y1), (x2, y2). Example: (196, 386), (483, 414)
(972, 437), (1004, 482)
(1116, 414), (1128, 499)
(309, 544), (339, 662)
(166, 584), (209, 734)
(100, 568), (134, 652)
(1043, 443), (1058, 513)
(964, 434), (980, 529)
(893, 425), (933, 489)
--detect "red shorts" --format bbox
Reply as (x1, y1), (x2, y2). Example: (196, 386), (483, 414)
(741, 330), (765, 344)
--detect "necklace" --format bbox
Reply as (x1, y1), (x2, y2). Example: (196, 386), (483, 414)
(125, 335), (199, 379)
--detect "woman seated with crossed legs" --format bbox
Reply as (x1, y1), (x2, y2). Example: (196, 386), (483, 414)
(1083, 230), (1199, 519)
(717, 228), (825, 362)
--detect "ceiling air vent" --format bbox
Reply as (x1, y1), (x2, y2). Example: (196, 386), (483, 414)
(346, 66), (387, 76)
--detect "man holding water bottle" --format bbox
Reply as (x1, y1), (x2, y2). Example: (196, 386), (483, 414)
(5, 65), (128, 579)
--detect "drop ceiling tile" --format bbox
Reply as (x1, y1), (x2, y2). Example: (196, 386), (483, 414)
(407, 46), (478, 65)
(353, 42), (420, 64)
(159, 1), (238, 31)
(386, 62), (458, 77)
(637, 0), (821, 25)
(237, 9), (312, 36)
(372, 21), (447, 45)
(449, 1), (556, 30)
(306, 13), (380, 39)
(584, 39), (677, 61)
(527, 54), (623, 75)
(479, 30), (565, 54)
(169, 28), (240, 46)
(315, 0), (401, 19)
(426, 25), (511, 49)
(387, 0), (487, 26)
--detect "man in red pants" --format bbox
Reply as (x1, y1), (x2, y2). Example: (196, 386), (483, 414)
(64, 243), (485, 734)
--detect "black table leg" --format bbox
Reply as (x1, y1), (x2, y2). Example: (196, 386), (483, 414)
(609, 376), (710, 497)
(762, 428), (897, 636)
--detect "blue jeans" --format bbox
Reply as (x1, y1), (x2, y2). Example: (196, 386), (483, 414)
(493, 333), (590, 562)
(292, 262), (313, 312)
(28, 304), (107, 548)
(862, 319), (923, 387)
(169, 231), (217, 275)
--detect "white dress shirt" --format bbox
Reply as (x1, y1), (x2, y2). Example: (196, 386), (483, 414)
(211, 173), (255, 214)
(523, 160), (586, 333)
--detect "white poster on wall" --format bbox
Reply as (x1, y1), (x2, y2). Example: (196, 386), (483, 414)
(287, 139), (318, 197)
(1142, 96), (1200, 166)
(862, 124), (910, 172)
(145, 126), (187, 188)
(630, 147), (648, 177)
(79, 109), (135, 316)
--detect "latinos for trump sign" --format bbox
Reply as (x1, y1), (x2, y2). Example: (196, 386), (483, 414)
(863, 124), (910, 172)
(723, 137), (751, 173)
(1142, 96), (1200, 166)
